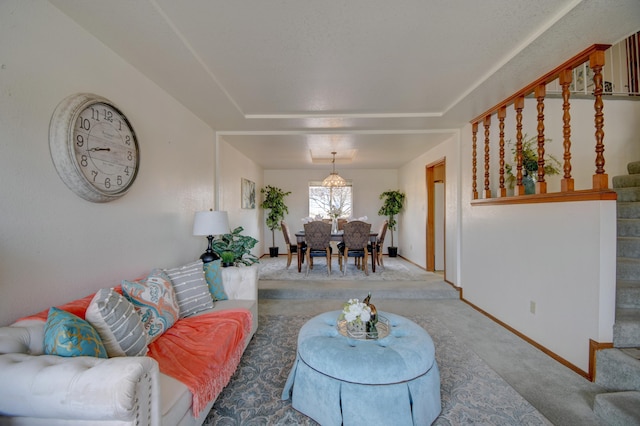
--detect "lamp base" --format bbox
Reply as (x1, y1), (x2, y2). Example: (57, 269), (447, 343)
(200, 250), (220, 263)
(200, 235), (219, 263)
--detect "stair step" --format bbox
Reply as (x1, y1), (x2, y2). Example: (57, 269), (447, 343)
(614, 308), (640, 348)
(618, 237), (640, 259)
(613, 174), (640, 188)
(614, 187), (640, 203)
(618, 258), (640, 280)
(617, 280), (640, 310)
(594, 391), (640, 426)
(618, 202), (640, 219)
(621, 347), (640, 360)
(629, 161), (640, 175)
(619, 219), (640, 237)
(596, 348), (640, 390)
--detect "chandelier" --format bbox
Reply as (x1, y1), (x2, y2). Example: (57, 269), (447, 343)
(322, 152), (347, 187)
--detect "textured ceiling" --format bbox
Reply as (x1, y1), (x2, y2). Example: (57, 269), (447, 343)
(49, 0), (640, 169)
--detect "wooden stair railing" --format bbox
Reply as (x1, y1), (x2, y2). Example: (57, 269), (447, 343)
(470, 44), (617, 205)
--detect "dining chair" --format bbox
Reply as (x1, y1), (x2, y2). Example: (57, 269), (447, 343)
(369, 220), (388, 268)
(340, 220), (371, 276)
(281, 221), (305, 269)
(303, 221), (333, 276)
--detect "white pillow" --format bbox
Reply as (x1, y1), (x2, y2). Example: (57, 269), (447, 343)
(86, 288), (148, 357)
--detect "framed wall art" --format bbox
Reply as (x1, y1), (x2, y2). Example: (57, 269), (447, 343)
(241, 178), (256, 209)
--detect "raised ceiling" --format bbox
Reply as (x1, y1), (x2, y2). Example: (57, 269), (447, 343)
(49, 0), (640, 170)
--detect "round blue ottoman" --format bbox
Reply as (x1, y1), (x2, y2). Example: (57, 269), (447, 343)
(282, 311), (441, 425)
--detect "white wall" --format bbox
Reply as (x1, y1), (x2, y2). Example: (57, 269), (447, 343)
(460, 97), (638, 372)
(398, 134), (460, 285)
(0, 1), (215, 325)
(217, 138), (264, 257)
(262, 169), (397, 253)
(460, 110), (621, 371)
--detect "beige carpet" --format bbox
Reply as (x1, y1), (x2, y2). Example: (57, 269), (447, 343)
(258, 255), (435, 281)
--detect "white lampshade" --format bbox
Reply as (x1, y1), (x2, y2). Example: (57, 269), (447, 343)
(193, 210), (229, 236)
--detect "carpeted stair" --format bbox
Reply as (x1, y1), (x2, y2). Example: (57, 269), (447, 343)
(594, 161), (640, 425)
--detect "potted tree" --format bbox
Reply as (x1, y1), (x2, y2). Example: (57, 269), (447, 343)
(378, 190), (406, 257)
(260, 185), (291, 257)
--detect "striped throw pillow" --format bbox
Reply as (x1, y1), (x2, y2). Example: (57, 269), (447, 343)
(164, 260), (214, 318)
(86, 288), (148, 357)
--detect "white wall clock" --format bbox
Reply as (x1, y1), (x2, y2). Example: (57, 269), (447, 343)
(49, 93), (140, 203)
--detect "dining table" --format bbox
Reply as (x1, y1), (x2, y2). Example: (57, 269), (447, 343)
(294, 230), (379, 274)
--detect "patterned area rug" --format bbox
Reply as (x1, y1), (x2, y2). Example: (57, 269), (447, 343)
(205, 314), (552, 425)
(258, 256), (433, 281)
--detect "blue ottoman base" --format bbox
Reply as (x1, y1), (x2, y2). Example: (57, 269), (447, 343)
(282, 311), (441, 425)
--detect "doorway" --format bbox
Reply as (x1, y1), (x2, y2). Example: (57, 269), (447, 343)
(426, 159), (445, 276)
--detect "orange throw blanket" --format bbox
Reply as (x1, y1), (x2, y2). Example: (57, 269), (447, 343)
(147, 309), (252, 418)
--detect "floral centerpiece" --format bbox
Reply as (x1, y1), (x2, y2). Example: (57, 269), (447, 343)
(338, 293), (382, 338)
(339, 298), (372, 332)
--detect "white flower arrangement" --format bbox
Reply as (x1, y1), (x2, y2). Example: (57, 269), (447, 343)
(339, 298), (372, 325)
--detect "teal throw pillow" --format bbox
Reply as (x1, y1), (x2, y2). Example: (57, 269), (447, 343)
(44, 307), (107, 358)
(203, 259), (228, 301)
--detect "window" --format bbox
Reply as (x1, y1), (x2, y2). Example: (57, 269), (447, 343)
(308, 181), (352, 218)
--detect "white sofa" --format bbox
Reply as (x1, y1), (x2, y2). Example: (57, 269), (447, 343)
(0, 265), (258, 426)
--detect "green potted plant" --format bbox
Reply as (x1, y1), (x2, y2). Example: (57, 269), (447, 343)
(220, 251), (236, 267)
(505, 134), (561, 195)
(377, 190), (406, 257)
(260, 185), (291, 257)
(212, 226), (259, 266)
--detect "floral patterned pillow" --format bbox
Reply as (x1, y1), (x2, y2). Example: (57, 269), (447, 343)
(122, 269), (179, 344)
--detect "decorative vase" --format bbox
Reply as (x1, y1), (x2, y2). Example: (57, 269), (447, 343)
(346, 321), (366, 334)
(332, 217), (338, 233)
(523, 172), (536, 195)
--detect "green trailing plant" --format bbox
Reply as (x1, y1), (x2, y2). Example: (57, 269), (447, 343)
(505, 134), (561, 192)
(260, 185), (291, 247)
(212, 226), (259, 266)
(377, 190), (406, 248)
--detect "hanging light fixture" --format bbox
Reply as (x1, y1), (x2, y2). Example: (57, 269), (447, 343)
(322, 151), (347, 187)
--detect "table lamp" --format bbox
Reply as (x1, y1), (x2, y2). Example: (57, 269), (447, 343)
(193, 210), (229, 263)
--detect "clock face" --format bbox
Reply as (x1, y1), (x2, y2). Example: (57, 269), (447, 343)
(73, 102), (138, 195)
(49, 93), (140, 203)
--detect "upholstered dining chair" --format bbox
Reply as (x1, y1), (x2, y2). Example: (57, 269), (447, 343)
(340, 220), (371, 276)
(304, 221), (333, 276)
(281, 221), (305, 269)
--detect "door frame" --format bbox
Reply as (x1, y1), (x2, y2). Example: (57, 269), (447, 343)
(426, 158), (446, 275)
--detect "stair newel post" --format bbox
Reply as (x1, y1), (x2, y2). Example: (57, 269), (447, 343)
(514, 96), (525, 196)
(498, 107), (507, 197)
(559, 68), (574, 192)
(472, 122), (479, 200)
(483, 115), (492, 199)
(535, 84), (547, 194)
(591, 49), (609, 190)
